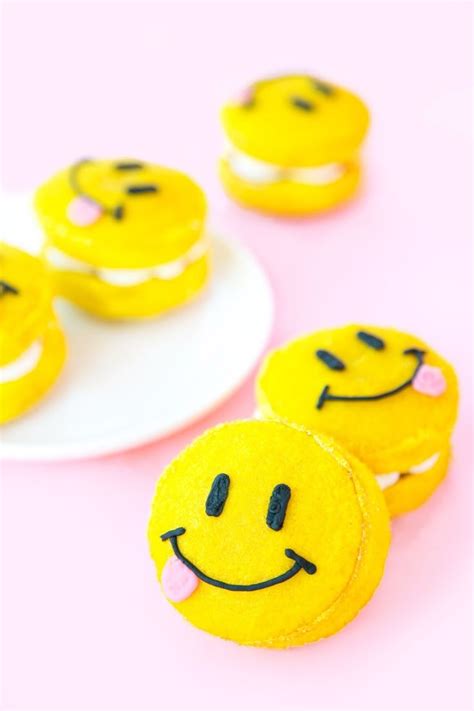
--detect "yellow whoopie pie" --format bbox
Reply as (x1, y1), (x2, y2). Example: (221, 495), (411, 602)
(35, 159), (210, 319)
(0, 243), (66, 424)
(148, 419), (390, 647)
(256, 325), (459, 517)
(219, 74), (369, 215)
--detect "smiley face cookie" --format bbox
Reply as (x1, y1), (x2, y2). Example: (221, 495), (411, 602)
(257, 326), (459, 517)
(148, 419), (390, 647)
(35, 158), (210, 319)
(219, 74), (369, 215)
(0, 243), (66, 424)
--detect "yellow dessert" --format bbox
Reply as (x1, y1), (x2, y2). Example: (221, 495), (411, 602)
(148, 419), (390, 647)
(257, 325), (459, 516)
(219, 74), (369, 215)
(35, 158), (210, 319)
(0, 243), (66, 424)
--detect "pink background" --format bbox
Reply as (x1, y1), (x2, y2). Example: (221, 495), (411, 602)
(1, 2), (472, 709)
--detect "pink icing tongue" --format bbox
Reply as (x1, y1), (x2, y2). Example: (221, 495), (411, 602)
(412, 364), (447, 397)
(161, 556), (199, 602)
(67, 196), (103, 226)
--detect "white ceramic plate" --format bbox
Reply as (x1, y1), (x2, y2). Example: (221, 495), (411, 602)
(0, 194), (273, 460)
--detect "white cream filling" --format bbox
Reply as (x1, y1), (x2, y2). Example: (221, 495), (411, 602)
(0, 340), (43, 383)
(45, 237), (209, 287)
(375, 452), (441, 490)
(226, 146), (346, 186)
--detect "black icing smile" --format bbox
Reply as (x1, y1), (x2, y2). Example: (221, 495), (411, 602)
(161, 527), (317, 592)
(317, 348), (425, 410)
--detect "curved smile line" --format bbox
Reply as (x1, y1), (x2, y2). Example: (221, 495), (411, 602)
(161, 527), (317, 592)
(317, 348), (425, 410)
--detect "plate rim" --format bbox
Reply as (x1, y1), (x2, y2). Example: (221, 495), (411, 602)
(0, 234), (274, 462)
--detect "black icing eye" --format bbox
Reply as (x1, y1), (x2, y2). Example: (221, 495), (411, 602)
(357, 331), (385, 350)
(404, 347), (426, 357)
(316, 349), (346, 371)
(115, 162), (144, 171)
(266, 484), (291, 531)
(291, 96), (315, 112)
(126, 184), (159, 195)
(0, 279), (19, 297)
(205, 474), (230, 517)
(312, 80), (334, 97)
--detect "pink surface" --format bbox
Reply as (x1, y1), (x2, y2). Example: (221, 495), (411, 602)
(1, 2), (472, 709)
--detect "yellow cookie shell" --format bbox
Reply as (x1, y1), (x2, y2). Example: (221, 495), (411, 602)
(219, 74), (369, 215)
(256, 325), (459, 517)
(0, 243), (66, 424)
(219, 160), (362, 216)
(35, 159), (210, 319)
(148, 420), (390, 648)
(384, 446), (451, 518)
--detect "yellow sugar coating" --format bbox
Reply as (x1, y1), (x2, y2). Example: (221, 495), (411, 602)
(0, 313), (66, 424)
(148, 420), (390, 647)
(219, 74), (369, 215)
(384, 445), (451, 517)
(0, 243), (53, 364)
(256, 325), (459, 516)
(221, 75), (369, 166)
(34, 159), (211, 319)
(219, 158), (362, 216)
(35, 160), (207, 268)
(0, 244), (66, 424)
(50, 255), (209, 320)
